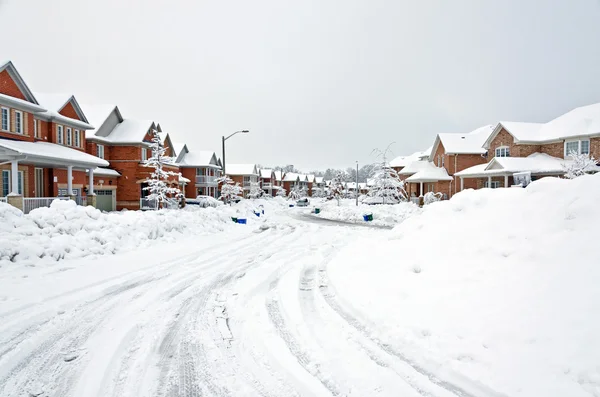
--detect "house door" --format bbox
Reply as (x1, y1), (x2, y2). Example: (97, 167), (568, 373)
(35, 168), (44, 197)
(96, 190), (115, 211)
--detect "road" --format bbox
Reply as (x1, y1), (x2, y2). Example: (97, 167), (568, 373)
(0, 213), (470, 397)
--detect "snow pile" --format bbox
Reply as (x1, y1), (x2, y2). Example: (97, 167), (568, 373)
(0, 200), (236, 267)
(328, 174), (600, 397)
(313, 199), (421, 227)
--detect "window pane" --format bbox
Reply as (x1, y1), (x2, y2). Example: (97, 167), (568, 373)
(581, 140), (590, 155)
(566, 142), (578, 155)
(2, 171), (8, 196)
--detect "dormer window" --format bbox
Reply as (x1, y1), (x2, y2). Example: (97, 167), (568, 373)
(495, 146), (510, 157)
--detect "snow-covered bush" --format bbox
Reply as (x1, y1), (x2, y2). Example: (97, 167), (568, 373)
(367, 163), (407, 204)
(276, 186), (287, 197)
(247, 181), (263, 199)
(562, 151), (598, 179)
(328, 172), (346, 205)
(423, 191), (443, 205)
(288, 185), (302, 200)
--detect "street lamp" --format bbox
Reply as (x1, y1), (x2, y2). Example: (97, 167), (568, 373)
(222, 130), (249, 175)
(355, 161), (359, 206)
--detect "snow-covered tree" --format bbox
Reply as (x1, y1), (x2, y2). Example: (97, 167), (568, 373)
(367, 164), (407, 204)
(328, 172), (345, 205)
(313, 186), (325, 198)
(276, 186), (287, 197)
(563, 151), (598, 179)
(288, 185), (302, 200)
(142, 129), (181, 209)
(247, 181), (263, 199)
(217, 175), (243, 205)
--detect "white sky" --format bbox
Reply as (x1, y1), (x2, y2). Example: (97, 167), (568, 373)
(2, 0), (600, 170)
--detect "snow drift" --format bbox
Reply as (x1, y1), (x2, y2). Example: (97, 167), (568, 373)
(328, 174), (600, 397)
(0, 198), (281, 267)
(313, 198), (421, 227)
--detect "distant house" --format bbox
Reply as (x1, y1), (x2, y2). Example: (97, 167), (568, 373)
(282, 172), (300, 195)
(259, 168), (275, 196)
(177, 147), (222, 199)
(226, 164), (259, 195)
(389, 148), (431, 173)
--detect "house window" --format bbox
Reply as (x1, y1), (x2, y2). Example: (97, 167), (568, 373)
(57, 125), (64, 144)
(1, 108), (8, 131)
(484, 180), (500, 189)
(141, 147), (147, 161)
(34, 119), (39, 138)
(437, 155), (441, 167)
(495, 146), (510, 157)
(427, 183), (435, 192)
(66, 128), (72, 146)
(441, 155), (445, 168)
(565, 140), (590, 157)
(97, 144), (105, 159)
(15, 111), (23, 134)
(2, 170), (24, 195)
(74, 129), (80, 147)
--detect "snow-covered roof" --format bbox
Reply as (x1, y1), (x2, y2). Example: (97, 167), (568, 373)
(455, 152), (600, 177)
(346, 182), (357, 189)
(178, 150), (219, 168)
(34, 92), (93, 130)
(273, 170), (283, 181)
(172, 142), (187, 159)
(434, 125), (494, 156)
(283, 172), (300, 182)
(226, 163), (258, 175)
(91, 167), (121, 177)
(179, 175), (191, 183)
(0, 139), (108, 168)
(485, 103), (600, 147)
(405, 162), (453, 182)
(0, 61), (42, 109)
(390, 151), (424, 168)
(99, 119), (155, 144)
(259, 169), (273, 178)
(398, 160), (431, 175)
(315, 176), (324, 183)
(306, 174), (316, 182)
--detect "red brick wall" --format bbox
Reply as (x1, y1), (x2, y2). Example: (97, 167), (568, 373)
(0, 70), (26, 100)
(180, 168), (197, 198)
(591, 137), (600, 159)
(489, 128), (542, 159)
(539, 142), (564, 158)
(432, 141), (447, 171)
(51, 169), (87, 196)
(59, 101), (81, 120)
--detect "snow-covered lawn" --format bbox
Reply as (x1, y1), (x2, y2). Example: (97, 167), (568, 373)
(327, 174), (600, 397)
(311, 198), (421, 227)
(0, 197), (286, 268)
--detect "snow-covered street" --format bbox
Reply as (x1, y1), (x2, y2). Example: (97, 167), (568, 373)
(0, 209), (455, 397)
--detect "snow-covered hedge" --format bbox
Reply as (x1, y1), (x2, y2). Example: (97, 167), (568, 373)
(312, 198), (420, 227)
(0, 200), (236, 267)
(328, 174), (600, 397)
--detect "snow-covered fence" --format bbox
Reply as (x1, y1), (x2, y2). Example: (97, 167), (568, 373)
(23, 197), (69, 214)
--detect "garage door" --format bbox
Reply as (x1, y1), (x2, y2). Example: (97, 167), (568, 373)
(96, 190), (115, 212)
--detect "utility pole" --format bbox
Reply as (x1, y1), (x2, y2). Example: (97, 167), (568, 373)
(356, 161), (359, 206)
(221, 130), (249, 175)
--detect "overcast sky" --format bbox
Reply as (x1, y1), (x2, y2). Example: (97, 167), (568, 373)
(1, 0), (600, 170)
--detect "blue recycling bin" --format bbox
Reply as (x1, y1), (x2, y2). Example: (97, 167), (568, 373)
(363, 214), (373, 222)
(254, 211), (261, 217)
(237, 218), (247, 224)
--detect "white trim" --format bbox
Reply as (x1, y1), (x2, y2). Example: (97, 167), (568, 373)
(495, 146), (510, 158)
(97, 144), (105, 160)
(0, 107), (9, 131)
(14, 110), (23, 134)
(564, 139), (590, 157)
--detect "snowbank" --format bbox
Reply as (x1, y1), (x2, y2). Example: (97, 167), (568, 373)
(312, 198), (421, 227)
(328, 175), (600, 397)
(0, 200), (238, 267)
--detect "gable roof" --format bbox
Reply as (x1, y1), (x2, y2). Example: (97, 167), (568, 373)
(398, 160), (431, 175)
(172, 142), (187, 161)
(179, 150), (220, 168)
(34, 92), (93, 130)
(226, 163), (258, 175)
(483, 122), (544, 148)
(306, 174), (316, 183)
(80, 104), (123, 138)
(273, 170), (283, 181)
(282, 172), (300, 182)
(430, 125), (494, 160)
(405, 161), (453, 182)
(97, 119), (155, 144)
(390, 150), (426, 168)
(0, 61), (40, 105)
(0, 138), (108, 168)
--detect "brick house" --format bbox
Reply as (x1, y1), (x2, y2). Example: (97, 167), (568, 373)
(456, 103), (600, 189)
(84, 103), (176, 210)
(400, 125), (493, 199)
(0, 61), (108, 212)
(176, 147), (222, 199)
(225, 164), (258, 196)
(282, 172), (300, 195)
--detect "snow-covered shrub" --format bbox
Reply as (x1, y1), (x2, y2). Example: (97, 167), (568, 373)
(562, 151), (598, 179)
(218, 176), (243, 204)
(328, 172), (346, 205)
(367, 163), (407, 204)
(247, 181), (263, 199)
(423, 191), (443, 205)
(143, 129), (181, 208)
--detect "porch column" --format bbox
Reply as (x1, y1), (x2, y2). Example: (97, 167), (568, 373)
(504, 175), (508, 188)
(67, 165), (74, 197)
(419, 181), (423, 196)
(88, 168), (95, 195)
(460, 177), (464, 191)
(10, 160), (19, 195)
(487, 176), (492, 188)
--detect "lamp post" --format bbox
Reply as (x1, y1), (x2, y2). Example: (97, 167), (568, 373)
(221, 130), (249, 175)
(355, 161), (359, 206)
